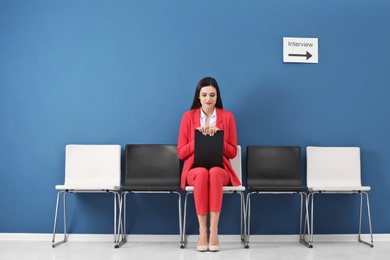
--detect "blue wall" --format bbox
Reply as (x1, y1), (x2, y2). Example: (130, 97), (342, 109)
(1, 0), (389, 235)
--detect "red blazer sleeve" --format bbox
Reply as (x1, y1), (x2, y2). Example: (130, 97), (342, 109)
(219, 109), (237, 160)
(177, 111), (195, 160)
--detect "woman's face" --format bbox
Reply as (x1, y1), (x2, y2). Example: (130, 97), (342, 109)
(199, 86), (217, 110)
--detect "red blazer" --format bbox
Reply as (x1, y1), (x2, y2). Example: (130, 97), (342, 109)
(177, 108), (241, 190)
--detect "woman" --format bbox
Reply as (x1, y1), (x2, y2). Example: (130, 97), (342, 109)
(177, 76), (241, 252)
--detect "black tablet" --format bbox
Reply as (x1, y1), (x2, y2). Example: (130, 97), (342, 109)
(192, 130), (224, 170)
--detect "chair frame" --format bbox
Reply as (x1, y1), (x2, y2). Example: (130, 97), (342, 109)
(52, 190), (121, 248)
(308, 191), (373, 247)
(181, 145), (246, 248)
(116, 144), (182, 249)
(52, 144), (121, 248)
(116, 191), (182, 248)
(245, 146), (311, 248)
(306, 146), (373, 247)
(246, 191), (311, 248)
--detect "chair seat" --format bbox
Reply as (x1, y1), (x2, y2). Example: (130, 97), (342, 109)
(55, 184), (120, 191)
(121, 185), (180, 191)
(223, 185), (245, 192)
(185, 185), (245, 192)
(308, 186), (371, 192)
(248, 186), (307, 192)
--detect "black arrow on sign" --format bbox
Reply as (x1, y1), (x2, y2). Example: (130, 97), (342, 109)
(289, 51), (312, 60)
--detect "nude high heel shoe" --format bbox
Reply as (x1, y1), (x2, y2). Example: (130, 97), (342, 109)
(208, 244), (219, 252)
(197, 244), (208, 252)
(197, 233), (208, 252)
(208, 235), (219, 252)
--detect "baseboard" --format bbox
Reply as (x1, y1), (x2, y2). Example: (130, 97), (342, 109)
(0, 233), (388, 242)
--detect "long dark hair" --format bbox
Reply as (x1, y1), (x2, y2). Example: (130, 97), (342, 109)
(190, 77), (224, 110)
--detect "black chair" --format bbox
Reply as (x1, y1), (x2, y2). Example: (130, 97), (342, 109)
(245, 146), (311, 248)
(116, 144), (182, 248)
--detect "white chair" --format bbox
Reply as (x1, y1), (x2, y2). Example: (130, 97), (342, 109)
(52, 144), (121, 248)
(181, 145), (246, 248)
(306, 146), (373, 247)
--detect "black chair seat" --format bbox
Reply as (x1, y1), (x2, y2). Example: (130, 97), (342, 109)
(121, 185), (180, 191)
(248, 186), (307, 192)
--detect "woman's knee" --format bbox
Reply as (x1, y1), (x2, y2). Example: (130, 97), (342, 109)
(209, 167), (228, 183)
(192, 167), (209, 184)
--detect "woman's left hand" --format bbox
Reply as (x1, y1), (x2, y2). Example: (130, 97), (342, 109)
(207, 126), (219, 136)
(197, 126), (220, 136)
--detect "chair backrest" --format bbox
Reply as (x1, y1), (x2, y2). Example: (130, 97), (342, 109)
(64, 144), (121, 187)
(246, 146), (302, 189)
(124, 144), (181, 190)
(306, 146), (362, 187)
(230, 145), (242, 183)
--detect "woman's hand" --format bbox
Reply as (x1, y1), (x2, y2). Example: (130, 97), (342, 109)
(197, 126), (220, 136)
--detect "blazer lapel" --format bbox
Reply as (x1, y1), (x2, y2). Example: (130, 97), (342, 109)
(216, 108), (224, 130)
(193, 108), (201, 129)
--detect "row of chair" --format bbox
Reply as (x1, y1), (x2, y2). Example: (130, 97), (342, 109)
(246, 146), (373, 249)
(52, 144), (373, 249)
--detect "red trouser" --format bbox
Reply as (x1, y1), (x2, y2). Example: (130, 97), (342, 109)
(187, 167), (230, 215)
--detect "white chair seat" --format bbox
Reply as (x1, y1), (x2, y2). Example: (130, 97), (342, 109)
(308, 186), (371, 192)
(223, 186), (245, 192)
(55, 184), (120, 191)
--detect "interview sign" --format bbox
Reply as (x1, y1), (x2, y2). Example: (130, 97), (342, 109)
(283, 37), (318, 63)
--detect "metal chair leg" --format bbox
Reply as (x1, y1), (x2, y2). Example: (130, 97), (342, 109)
(115, 192), (128, 248)
(299, 192), (312, 248)
(245, 192), (252, 248)
(308, 192), (315, 245)
(113, 192), (121, 247)
(173, 191), (184, 249)
(52, 191), (67, 248)
(239, 192), (247, 246)
(181, 191), (192, 248)
(358, 192), (374, 247)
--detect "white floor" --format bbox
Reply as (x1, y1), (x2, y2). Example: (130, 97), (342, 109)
(1, 238), (389, 260)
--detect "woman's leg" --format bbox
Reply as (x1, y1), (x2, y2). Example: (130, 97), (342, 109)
(187, 167), (209, 215)
(209, 212), (220, 247)
(209, 167), (230, 213)
(187, 168), (210, 249)
(197, 214), (208, 249)
(208, 167), (230, 249)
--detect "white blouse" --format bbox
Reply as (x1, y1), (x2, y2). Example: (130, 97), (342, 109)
(200, 108), (216, 127)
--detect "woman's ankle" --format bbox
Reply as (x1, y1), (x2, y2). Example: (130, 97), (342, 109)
(208, 229), (219, 245)
(198, 228), (208, 245)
